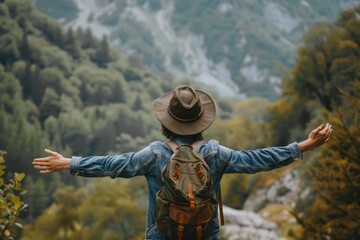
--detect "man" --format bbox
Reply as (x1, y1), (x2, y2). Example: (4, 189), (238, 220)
(33, 85), (332, 239)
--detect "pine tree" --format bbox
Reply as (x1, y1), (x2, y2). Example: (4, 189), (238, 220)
(81, 28), (96, 49)
(93, 35), (111, 68)
(112, 80), (126, 103)
(63, 28), (81, 60)
(133, 95), (142, 111)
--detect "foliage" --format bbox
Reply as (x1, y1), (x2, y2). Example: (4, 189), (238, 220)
(211, 5), (360, 239)
(0, 151), (27, 239)
(294, 82), (360, 239)
(0, 1), (176, 235)
(269, 5), (360, 145)
(2, 1), (358, 239)
(22, 173), (65, 223)
(284, 6), (360, 239)
(286, 21), (357, 111)
(0, 0), (174, 174)
(24, 179), (146, 240)
(34, 0), (349, 100)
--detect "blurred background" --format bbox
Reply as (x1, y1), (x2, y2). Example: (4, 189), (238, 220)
(0, 0), (359, 239)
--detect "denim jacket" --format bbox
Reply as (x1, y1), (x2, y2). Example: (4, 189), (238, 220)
(70, 136), (302, 240)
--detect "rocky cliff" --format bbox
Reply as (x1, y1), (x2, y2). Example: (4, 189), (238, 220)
(33, 0), (360, 99)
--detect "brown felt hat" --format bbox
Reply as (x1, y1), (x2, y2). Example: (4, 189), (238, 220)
(154, 85), (216, 135)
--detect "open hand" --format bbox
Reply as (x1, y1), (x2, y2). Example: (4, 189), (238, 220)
(32, 149), (71, 174)
(298, 123), (333, 152)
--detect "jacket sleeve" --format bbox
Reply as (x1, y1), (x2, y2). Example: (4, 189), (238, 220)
(218, 142), (302, 174)
(69, 146), (155, 178)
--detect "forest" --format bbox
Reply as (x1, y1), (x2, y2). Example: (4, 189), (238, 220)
(0, 0), (359, 239)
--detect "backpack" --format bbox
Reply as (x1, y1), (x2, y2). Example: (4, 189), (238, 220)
(155, 140), (224, 240)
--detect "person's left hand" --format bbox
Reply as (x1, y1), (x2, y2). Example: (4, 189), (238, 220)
(32, 149), (71, 174)
(298, 123), (333, 152)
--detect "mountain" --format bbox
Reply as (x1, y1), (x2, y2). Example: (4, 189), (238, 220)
(32, 0), (360, 100)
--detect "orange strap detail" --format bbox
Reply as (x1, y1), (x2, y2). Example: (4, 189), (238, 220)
(172, 165), (180, 180)
(196, 165), (206, 182)
(188, 183), (195, 211)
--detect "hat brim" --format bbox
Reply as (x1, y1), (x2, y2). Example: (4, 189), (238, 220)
(154, 89), (216, 135)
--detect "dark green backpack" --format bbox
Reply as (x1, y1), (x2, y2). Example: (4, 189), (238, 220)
(155, 141), (223, 240)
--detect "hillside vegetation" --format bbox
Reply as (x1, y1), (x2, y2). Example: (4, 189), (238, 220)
(0, 0), (359, 239)
(35, 0), (357, 100)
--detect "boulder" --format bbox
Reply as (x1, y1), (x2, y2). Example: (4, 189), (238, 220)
(221, 206), (280, 240)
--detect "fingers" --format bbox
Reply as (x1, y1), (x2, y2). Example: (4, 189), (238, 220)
(40, 169), (52, 174)
(44, 149), (63, 158)
(312, 123), (332, 136)
(33, 164), (50, 169)
(33, 156), (52, 163)
(33, 164), (54, 174)
(319, 123), (332, 138)
(33, 160), (52, 170)
(33, 149), (70, 174)
(32, 149), (61, 174)
(310, 125), (322, 138)
(315, 123), (333, 146)
(311, 124), (325, 136)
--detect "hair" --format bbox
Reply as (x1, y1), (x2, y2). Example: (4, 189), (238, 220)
(161, 125), (203, 141)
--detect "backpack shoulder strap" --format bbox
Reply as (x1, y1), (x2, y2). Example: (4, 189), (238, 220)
(191, 140), (205, 153)
(165, 140), (178, 153)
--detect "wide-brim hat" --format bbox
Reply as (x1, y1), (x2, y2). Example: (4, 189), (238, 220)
(154, 85), (216, 135)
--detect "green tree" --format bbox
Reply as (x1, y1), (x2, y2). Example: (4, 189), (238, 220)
(29, 64), (46, 105)
(112, 80), (126, 103)
(63, 28), (81, 60)
(52, 186), (81, 239)
(23, 185), (82, 240)
(81, 28), (96, 49)
(0, 151), (27, 240)
(284, 6), (360, 112)
(79, 179), (146, 240)
(133, 95), (143, 111)
(24, 179), (146, 240)
(268, 5), (360, 146)
(23, 173), (64, 223)
(0, 17), (22, 68)
(93, 35), (111, 68)
(39, 87), (61, 124)
(58, 110), (91, 155)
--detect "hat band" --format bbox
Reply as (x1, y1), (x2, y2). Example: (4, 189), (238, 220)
(167, 107), (204, 122)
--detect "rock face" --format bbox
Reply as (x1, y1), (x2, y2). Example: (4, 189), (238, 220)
(225, 167), (306, 239)
(244, 168), (301, 212)
(221, 206), (280, 240)
(34, 0), (355, 100)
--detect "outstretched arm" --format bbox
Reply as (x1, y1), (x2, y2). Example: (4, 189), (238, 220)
(298, 123), (332, 153)
(219, 123), (333, 174)
(33, 149), (71, 174)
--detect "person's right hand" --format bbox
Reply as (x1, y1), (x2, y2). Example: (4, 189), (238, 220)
(298, 123), (333, 153)
(32, 149), (71, 174)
